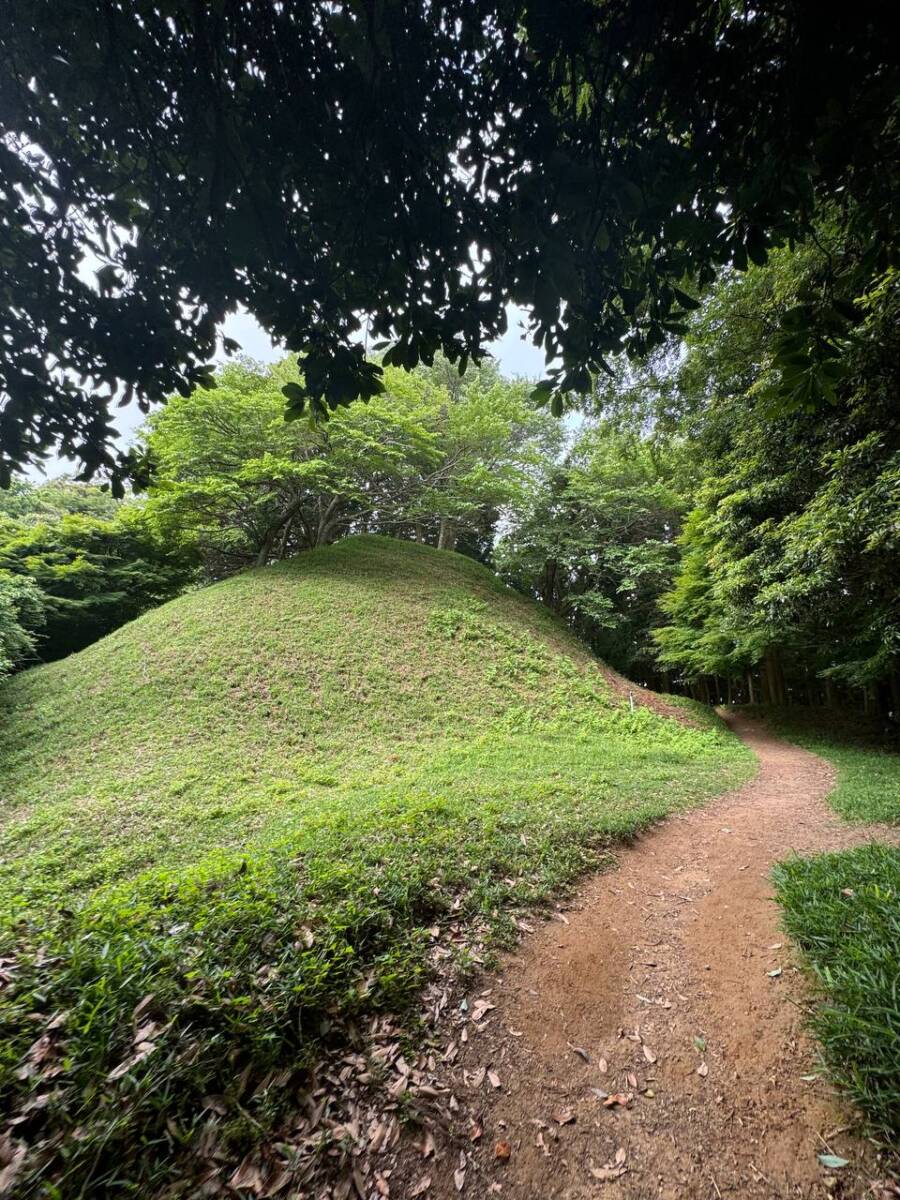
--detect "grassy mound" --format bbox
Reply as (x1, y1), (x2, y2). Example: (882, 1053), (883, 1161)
(773, 844), (900, 1142)
(749, 706), (900, 824)
(0, 536), (752, 1195)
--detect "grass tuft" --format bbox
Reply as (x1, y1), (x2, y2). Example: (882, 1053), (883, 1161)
(773, 843), (900, 1142)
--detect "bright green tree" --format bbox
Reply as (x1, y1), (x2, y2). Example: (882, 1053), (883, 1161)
(142, 358), (556, 575)
(0, 572), (45, 674)
(0, 508), (195, 662)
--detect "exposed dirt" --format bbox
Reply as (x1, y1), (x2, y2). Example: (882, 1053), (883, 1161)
(387, 712), (898, 1200)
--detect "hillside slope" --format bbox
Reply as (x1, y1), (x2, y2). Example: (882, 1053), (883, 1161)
(1, 535), (747, 921)
(0, 536), (753, 1196)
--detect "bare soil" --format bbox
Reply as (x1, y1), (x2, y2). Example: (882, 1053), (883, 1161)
(386, 712), (898, 1200)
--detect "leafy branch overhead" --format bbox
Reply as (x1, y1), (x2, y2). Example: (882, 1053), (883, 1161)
(1, 1), (897, 484)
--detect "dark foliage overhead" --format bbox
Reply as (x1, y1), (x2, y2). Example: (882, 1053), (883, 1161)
(1, 0), (897, 487)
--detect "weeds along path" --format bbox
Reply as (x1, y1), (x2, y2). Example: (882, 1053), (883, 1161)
(395, 713), (897, 1200)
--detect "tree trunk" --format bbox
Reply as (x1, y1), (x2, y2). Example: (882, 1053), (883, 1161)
(437, 518), (457, 551)
(747, 671), (756, 706)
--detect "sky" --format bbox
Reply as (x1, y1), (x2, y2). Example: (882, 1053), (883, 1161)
(30, 304), (548, 481)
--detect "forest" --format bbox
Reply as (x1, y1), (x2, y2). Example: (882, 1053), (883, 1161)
(3, 227), (897, 715)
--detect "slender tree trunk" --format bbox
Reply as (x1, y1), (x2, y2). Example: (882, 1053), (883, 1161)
(437, 518), (456, 551)
(747, 671), (756, 706)
(890, 670), (900, 722)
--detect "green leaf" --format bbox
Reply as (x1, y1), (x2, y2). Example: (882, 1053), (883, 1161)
(817, 1155), (849, 1170)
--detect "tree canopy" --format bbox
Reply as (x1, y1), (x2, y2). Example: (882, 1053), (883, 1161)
(1, 1), (897, 486)
(650, 234), (900, 708)
(0, 479), (195, 666)
(141, 356), (556, 574)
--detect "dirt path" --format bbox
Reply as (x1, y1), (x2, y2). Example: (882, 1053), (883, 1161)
(392, 712), (896, 1200)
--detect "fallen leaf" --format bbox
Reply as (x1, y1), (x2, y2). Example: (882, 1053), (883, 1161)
(409, 1177), (431, 1197)
(487, 1070), (502, 1090)
(598, 1057), (608, 1074)
(603, 1093), (632, 1108)
(420, 1130), (436, 1158)
(0, 1138), (26, 1194)
(626, 1072), (638, 1090)
(470, 1122), (483, 1142)
(229, 1156), (264, 1193)
(768, 942), (782, 950)
(495, 1140), (512, 1161)
(454, 1167), (466, 1191)
(642, 1045), (657, 1064)
(799, 1073), (819, 1082)
(552, 1108), (576, 1125)
(471, 1000), (496, 1023)
(692, 1036), (706, 1053)
(697, 1062), (709, 1077)
(818, 1154), (849, 1169)
(567, 1042), (591, 1063)
(615, 1148), (627, 1165)
(590, 1163), (627, 1181)
(767, 967), (783, 978)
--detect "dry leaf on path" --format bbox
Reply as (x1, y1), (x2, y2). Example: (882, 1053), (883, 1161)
(615, 1147), (627, 1164)
(487, 1069), (502, 1090)
(598, 1057), (608, 1073)
(409, 1177), (431, 1197)
(552, 1108), (576, 1125)
(603, 1093), (632, 1108)
(642, 1045), (657, 1064)
(590, 1163), (627, 1181)
(567, 1042), (591, 1063)
(494, 1140), (512, 1161)
(697, 1062), (709, 1077)
(453, 1166), (466, 1191)
(471, 1000), (495, 1022)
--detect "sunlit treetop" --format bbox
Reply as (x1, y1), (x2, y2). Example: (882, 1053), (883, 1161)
(1, 0), (897, 489)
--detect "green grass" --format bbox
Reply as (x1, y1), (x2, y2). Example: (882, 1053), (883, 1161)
(0, 536), (753, 1196)
(751, 706), (900, 824)
(773, 844), (900, 1142)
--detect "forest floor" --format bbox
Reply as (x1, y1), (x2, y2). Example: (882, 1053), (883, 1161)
(388, 712), (898, 1200)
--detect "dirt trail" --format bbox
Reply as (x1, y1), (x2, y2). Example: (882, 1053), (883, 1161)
(395, 712), (897, 1200)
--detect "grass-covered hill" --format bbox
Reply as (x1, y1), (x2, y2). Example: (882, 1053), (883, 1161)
(0, 536), (753, 1196)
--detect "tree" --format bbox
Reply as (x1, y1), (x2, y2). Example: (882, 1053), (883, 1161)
(141, 357), (556, 575)
(0, 571), (45, 675)
(0, 477), (120, 523)
(652, 234), (900, 711)
(496, 425), (687, 682)
(1, 1), (896, 485)
(0, 507), (196, 661)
